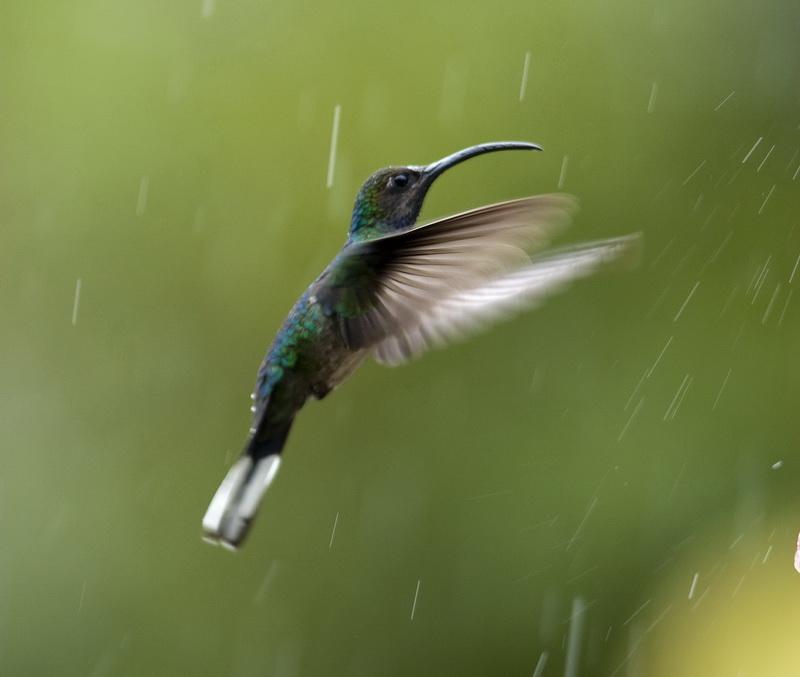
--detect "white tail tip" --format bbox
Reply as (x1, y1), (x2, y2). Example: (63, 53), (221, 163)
(202, 454), (281, 549)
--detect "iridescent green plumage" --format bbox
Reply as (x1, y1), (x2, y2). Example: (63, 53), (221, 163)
(202, 141), (639, 549)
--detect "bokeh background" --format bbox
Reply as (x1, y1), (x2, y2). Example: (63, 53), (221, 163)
(2, 1), (799, 675)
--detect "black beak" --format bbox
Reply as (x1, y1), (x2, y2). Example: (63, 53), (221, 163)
(422, 141), (542, 183)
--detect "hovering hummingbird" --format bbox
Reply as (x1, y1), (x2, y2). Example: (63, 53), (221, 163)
(203, 141), (638, 549)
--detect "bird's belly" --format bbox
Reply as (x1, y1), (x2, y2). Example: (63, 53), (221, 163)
(303, 323), (366, 397)
(263, 290), (366, 402)
(323, 349), (367, 389)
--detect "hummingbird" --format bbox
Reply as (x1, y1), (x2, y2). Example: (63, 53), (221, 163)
(202, 141), (638, 549)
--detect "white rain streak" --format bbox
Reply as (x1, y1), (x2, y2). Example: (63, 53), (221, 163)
(610, 626), (642, 676)
(410, 579), (421, 621)
(201, 0), (215, 18)
(531, 651), (548, 677)
(771, 460), (783, 470)
(564, 597), (586, 677)
(254, 561), (279, 605)
(729, 141), (746, 160)
(610, 604), (672, 676)
(674, 280), (700, 322)
(700, 204), (719, 231)
(647, 335), (673, 378)
(71, 278), (82, 326)
(529, 366), (541, 393)
(688, 572), (699, 599)
(649, 237), (674, 269)
(698, 229), (731, 277)
(681, 160), (706, 186)
(786, 147), (800, 173)
(674, 244), (698, 275)
(624, 369), (649, 411)
(622, 599), (651, 626)
(758, 184), (776, 214)
(666, 460), (686, 503)
(465, 488), (513, 502)
(512, 565), (552, 584)
(618, 397), (645, 442)
(644, 604), (672, 634)
(713, 90), (735, 111)
(558, 155), (569, 189)
(690, 584), (711, 611)
(747, 255), (771, 299)
(328, 511), (340, 550)
(712, 368), (732, 410)
(646, 283), (671, 319)
(674, 243), (697, 275)
(78, 580), (87, 614)
(746, 266), (762, 296)
(647, 82), (658, 113)
(519, 51), (531, 102)
(762, 545), (773, 564)
(741, 136), (763, 163)
(793, 163), (800, 181)
(756, 144), (775, 172)
(727, 165), (745, 186)
(731, 574), (747, 598)
(663, 374), (691, 421)
(748, 551), (761, 571)
(728, 325), (748, 356)
(708, 229), (734, 265)
(761, 284), (781, 324)
(518, 514), (559, 533)
(438, 61), (468, 123)
(566, 566), (599, 585)
(566, 496), (598, 550)
(653, 178), (673, 201)
(713, 169), (731, 188)
(789, 252), (800, 284)
(326, 104), (341, 189)
(778, 288), (794, 326)
(136, 176), (149, 216)
(751, 263), (770, 305)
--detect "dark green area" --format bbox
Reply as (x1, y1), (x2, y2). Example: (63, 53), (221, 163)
(1, 1), (798, 675)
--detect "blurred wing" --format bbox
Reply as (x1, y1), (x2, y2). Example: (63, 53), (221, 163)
(318, 194), (578, 349)
(373, 235), (640, 365)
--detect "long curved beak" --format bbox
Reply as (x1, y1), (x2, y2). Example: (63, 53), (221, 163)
(422, 141), (542, 183)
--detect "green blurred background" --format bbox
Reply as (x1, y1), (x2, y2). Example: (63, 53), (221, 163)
(1, 0), (799, 675)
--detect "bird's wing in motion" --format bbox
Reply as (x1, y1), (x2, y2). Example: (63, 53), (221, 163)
(373, 235), (638, 365)
(318, 194), (638, 365)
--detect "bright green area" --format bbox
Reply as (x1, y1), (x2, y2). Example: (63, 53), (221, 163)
(1, 1), (799, 675)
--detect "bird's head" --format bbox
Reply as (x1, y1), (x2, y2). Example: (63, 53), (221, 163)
(348, 141), (542, 241)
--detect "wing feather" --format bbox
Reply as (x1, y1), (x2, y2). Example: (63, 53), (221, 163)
(317, 193), (638, 365)
(318, 195), (578, 349)
(372, 235), (640, 365)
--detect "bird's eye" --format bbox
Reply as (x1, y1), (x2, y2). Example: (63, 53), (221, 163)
(390, 173), (409, 189)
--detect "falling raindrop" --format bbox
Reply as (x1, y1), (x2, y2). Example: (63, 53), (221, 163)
(326, 104), (341, 189)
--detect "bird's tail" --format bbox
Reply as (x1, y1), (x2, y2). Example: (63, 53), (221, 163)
(202, 419), (293, 550)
